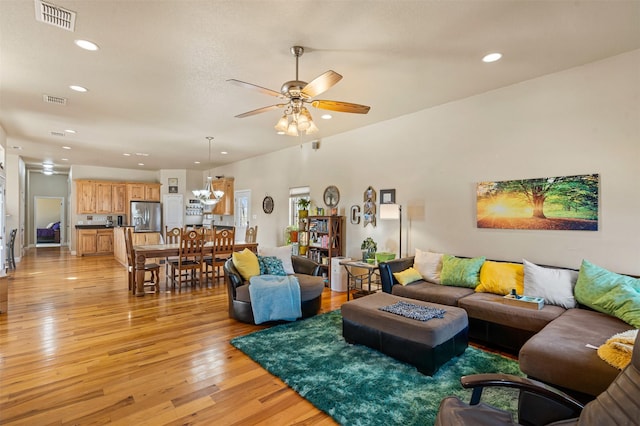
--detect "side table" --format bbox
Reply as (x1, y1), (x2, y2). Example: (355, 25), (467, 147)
(339, 260), (381, 300)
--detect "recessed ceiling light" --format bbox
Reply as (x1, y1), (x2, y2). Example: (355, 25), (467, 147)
(276, 131), (285, 135)
(43, 170), (54, 175)
(64, 129), (76, 134)
(62, 146), (71, 150)
(482, 52), (502, 63)
(221, 151), (228, 155)
(321, 114), (332, 120)
(74, 39), (99, 51)
(135, 152), (149, 157)
(123, 153), (131, 156)
(43, 163), (54, 169)
(137, 163), (144, 166)
(194, 161), (201, 164)
(11, 146), (22, 150)
(61, 158), (69, 161)
(69, 85), (88, 92)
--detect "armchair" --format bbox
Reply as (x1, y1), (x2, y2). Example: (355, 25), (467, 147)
(435, 335), (639, 425)
(224, 255), (324, 324)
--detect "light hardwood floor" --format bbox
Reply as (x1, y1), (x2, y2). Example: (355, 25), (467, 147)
(0, 247), (345, 425)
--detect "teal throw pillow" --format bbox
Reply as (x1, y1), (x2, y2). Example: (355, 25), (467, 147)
(440, 255), (486, 288)
(260, 256), (287, 276)
(574, 259), (640, 328)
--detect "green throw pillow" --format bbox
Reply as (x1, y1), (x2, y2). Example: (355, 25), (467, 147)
(574, 259), (640, 328)
(259, 256), (287, 276)
(440, 255), (486, 288)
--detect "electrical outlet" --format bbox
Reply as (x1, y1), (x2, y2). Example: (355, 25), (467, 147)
(87, 215), (93, 220)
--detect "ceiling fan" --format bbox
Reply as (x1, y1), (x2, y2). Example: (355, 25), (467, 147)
(228, 46), (370, 136)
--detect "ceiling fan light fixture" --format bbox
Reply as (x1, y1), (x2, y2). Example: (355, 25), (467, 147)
(286, 121), (299, 136)
(274, 115), (288, 132)
(305, 120), (319, 135)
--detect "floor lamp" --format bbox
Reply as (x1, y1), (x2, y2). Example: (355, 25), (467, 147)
(379, 203), (402, 258)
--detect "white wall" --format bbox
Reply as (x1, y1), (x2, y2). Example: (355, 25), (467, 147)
(213, 50), (640, 275)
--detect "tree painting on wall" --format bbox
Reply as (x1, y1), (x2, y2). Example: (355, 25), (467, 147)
(476, 174), (598, 231)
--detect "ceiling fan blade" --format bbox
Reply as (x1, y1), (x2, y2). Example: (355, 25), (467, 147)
(234, 104), (284, 118)
(301, 70), (343, 98)
(227, 79), (283, 98)
(311, 100), (371, 114)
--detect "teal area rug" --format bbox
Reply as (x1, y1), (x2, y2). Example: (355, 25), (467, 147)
(231, 310), (524, 425)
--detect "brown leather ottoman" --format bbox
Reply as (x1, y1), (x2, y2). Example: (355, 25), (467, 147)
(342, 292), (468, 375)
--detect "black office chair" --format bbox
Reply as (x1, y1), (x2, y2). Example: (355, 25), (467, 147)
(434, 335), (639, 426)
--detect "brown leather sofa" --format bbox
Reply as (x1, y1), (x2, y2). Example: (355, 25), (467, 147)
(224, 255), (325, 324)
(379, 256), (634, 401)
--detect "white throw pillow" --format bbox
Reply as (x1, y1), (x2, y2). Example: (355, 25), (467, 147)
(414, 249), (443, 284)
(523, 259), (578, 309)
(258, 246), (294, 275)
(46, 222), (55, 229)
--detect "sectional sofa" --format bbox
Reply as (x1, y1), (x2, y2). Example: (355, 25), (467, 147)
(378, 252), (639, 401)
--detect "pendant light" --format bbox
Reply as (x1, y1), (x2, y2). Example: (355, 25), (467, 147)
(192, 137), (224, 205)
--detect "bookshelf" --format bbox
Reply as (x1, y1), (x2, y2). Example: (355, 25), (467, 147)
(306, 215), (344, 282)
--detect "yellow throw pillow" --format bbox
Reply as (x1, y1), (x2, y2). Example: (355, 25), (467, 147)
(476, 261), (524, 295)
(393, 267), (423, 286)
(232, 248), (260, 281)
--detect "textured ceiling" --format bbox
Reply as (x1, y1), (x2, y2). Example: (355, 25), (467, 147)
(1, 0), (639, 174)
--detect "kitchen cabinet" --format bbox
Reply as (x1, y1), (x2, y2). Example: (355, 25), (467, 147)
(112, 184), (126, 214)
(210, 177), (234, 216)
(77, 228), (114, 256)
(95, 183), (113, 213)
(145, 184), (161, 202)
(127, 183), (161, 201)
(76, 181), (130, 215)
(76, 180), (96, 214)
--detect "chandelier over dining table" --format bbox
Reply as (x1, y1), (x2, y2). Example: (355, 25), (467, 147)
(192, 136), (224, 205)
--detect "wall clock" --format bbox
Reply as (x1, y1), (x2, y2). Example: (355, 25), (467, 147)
(323, 185), (340, 207)
(262, 196), (274, 214)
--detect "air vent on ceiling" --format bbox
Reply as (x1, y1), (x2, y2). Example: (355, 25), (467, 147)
(50, 131), (66, 137)
(34, 0), (76, 32)
(43, 94), (67, 105)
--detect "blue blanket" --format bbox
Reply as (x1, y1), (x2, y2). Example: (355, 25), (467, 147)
(248, 275), (302, 324)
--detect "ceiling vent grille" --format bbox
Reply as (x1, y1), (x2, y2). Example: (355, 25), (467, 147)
(43, 94), (67, 105)
(50, 131), (66, 137)
(34, 0), (76, 32)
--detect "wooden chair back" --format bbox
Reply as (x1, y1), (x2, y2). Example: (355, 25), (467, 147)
(165, 226), (182, 244)
(213, 227), (236, 255)
(179, 229), (205, 260)
(245, 226), (258, 243)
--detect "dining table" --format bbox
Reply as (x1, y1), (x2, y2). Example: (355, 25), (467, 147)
(133, 241), (258, 296)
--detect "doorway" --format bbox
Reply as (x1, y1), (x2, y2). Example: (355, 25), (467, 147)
(234, 190), (251, 242)
(34, 196), (64, 247)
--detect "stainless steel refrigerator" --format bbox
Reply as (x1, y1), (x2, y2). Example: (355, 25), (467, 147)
(130, 201), (162, 233)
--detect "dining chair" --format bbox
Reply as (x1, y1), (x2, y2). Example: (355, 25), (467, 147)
(164, 226), (182, 285)
(124, 227), (160, 294)
(170, 229), (205, 291)
(205, 227), (236, 285)
(245, 226), (258, 243)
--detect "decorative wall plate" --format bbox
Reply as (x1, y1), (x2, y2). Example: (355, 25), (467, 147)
(323, 185), (340, 207)
(262, 196), (274, 214)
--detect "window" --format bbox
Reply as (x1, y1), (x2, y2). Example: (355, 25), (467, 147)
(289, 186), (310, 227)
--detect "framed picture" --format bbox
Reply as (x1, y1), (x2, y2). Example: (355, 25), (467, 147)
(168, 177), (178, 193)
(476, 173), (599, 231)
(380, 189), (396, 204)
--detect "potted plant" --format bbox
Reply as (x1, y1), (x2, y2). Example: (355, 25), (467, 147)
(297, 198), (311, 218)
(360, 237), (377, 262)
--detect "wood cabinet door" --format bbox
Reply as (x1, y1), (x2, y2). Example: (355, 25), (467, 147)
(145, 184), (161, 201)
(211, 178), (234, 215)
(77, 230), (97, 255)
(127, 183), (145, 201)
(76, 181), (96, 214)
(95, 183), (113, 213)
(112, 184), (126, 214)
(96, 230), (114, 253)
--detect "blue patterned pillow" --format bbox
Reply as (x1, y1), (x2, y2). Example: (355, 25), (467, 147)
(260, 256), (287, 276)
(256, 255), (268, 275)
